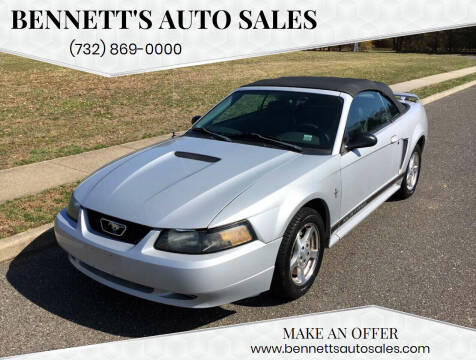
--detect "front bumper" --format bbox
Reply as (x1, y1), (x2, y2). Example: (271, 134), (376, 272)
(54, 209), (281, 308)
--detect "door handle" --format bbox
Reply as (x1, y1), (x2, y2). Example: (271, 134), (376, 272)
(390, 135), (398, 144)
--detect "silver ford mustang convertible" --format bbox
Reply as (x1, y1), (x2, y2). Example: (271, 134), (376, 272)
(55, 77), (428, 308)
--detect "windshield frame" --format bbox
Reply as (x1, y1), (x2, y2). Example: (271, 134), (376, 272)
(185, 86), (347, 155)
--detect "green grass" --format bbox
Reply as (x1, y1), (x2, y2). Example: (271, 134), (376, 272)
(0, 182), (78, 239)
(13, 144), (107, 166)
(1, 51), (475, 169)
(413, 72), (476, 99)
(1, 57), (475, 240)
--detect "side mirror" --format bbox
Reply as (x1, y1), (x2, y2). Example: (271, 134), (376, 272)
(345, 132), (377, 151)
(191, 115), (201, 124)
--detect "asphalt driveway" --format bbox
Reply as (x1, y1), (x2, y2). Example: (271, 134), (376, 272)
(1, 86), (475, 357)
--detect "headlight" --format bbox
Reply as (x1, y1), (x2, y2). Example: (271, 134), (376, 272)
(154, 221), (256, 254)
(66, 193), (80, 222)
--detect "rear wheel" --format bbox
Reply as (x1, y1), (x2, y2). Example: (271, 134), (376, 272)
(271, 208), (325, 300)
(396, 144), (422, 199)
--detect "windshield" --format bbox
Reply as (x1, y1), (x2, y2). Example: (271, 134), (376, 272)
(189, 90), (344, 153)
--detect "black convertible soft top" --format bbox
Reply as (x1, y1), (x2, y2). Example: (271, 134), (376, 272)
(243, 76), (405, 112)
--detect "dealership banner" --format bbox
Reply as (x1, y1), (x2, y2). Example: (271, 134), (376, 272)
(0, 0), (474, 76)
(5, 306), (474, 359)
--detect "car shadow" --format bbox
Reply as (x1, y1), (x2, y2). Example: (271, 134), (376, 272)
(6, 231), (235, 338)
(233, 292), (289, 307)
(386, 192), (405, 202)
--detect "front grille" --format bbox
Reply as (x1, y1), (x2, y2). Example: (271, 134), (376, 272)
(86, 209), (152, 245)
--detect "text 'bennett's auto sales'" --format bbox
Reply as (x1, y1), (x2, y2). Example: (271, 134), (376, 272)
(11, 9), (318, 30)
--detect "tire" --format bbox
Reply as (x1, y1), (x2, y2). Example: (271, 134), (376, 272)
(271, 207), (325, 300)
(395, 144), (422, 199)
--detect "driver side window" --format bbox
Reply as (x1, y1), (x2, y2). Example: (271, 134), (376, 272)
(345, 91), (395, 139)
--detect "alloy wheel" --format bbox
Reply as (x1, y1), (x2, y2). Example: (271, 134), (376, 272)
(289, 223), (320, 286)
(406, 151), (420, 191)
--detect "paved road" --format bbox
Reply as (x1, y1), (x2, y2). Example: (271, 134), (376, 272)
(1, 87), (475, 357)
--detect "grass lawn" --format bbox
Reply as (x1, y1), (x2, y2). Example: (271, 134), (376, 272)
(0, 182), (77, 239)
(1, 51), (475, 170)
(1, 58), (476, 239)
(413, 72), (476, 99)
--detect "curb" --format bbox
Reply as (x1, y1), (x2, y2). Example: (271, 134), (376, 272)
(0, 81), (475, 264)
(421, 80), (476, 105)
(390, 66), (476, 93)
(0, 223), (55, 263)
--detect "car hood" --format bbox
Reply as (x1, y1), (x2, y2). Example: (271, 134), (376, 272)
(78, 136), (300, 229)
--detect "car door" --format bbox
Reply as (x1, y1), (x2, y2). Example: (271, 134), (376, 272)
(339, 91), (402, 218)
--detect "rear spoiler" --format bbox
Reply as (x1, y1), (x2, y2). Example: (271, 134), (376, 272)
(394, 92), (419, 103)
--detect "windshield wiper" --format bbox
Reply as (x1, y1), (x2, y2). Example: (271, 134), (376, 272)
(230, 132), (302, 152)
(191, 127), (231, 142)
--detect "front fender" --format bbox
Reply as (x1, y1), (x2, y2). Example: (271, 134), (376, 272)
(209, 155), (341, 243)
(248, 190), (335, 244)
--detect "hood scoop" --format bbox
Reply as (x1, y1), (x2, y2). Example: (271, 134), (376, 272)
(175, 151), (220, 163)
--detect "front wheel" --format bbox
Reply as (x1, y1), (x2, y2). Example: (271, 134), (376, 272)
(396, 144), (422, 199)
(271, 208), (325, 300)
